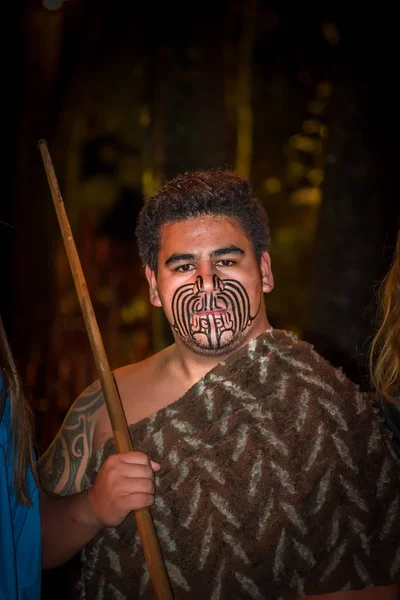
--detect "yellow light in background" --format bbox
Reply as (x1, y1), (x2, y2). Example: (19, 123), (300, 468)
(287, 161), (306, 179)
(275, 227), (296, 245)
(321, 22), (339, 45)
(307, 100), (325, 115)
(291, 187), (322, 206)
(264, 177), (282, 194)
(142, 169), (161, 199)
(121, 298), (149, 324)
(317, 81), (333, 98)
(302, 120), (322, 135)
(97, 286), (114, 305)
(289, 135), (322, 154)
(307, 168), (324, 186)
(139, 106), (151, 127)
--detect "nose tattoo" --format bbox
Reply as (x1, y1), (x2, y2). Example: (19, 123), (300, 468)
(171, 275), (259, 349)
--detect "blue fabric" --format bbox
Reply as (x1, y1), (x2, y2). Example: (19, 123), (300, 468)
(0, 380), (41, 600)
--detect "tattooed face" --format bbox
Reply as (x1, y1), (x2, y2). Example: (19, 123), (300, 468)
(171, 274), (258, 352)
(146, 216), (274, 357)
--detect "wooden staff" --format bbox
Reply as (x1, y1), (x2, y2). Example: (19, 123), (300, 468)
(38, 139), (174, 600)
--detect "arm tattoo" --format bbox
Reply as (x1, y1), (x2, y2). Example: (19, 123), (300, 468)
(39, 381), (105, 495)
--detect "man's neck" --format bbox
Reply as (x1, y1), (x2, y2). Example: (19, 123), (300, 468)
(170, 348), (223, 389)
(170, 323), (272, 388)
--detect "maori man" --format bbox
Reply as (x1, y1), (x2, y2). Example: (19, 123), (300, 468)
(39, 170), (400, 600)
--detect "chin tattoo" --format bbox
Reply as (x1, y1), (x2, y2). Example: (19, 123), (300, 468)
(171, 275), (260, 351)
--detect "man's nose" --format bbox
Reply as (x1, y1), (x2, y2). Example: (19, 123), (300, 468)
(193, 271), (223, 294)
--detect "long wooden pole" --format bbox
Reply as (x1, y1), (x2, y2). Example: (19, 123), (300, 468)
(38, 139), (174, 600)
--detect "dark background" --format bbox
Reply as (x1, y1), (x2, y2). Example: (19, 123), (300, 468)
(2, 3), (399, 594)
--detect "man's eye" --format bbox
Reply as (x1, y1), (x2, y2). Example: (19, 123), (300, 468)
(175, 264), (193, 272)
(217, 260), (234, 267)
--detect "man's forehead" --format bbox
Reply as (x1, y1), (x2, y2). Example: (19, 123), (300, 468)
(158, 216), (253, 264)
(160, 215), (248, 242)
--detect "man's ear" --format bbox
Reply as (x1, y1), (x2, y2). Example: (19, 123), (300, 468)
(145, 265), (162, 307)
(260, 252), (274, 293)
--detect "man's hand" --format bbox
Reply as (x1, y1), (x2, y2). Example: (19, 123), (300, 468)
(87, 451), (161, 528)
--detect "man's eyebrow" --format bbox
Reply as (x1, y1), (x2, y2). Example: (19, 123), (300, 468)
(165, 253), (197, 266)
(211, 245), (244, 257)
(165, 245), (244, 266)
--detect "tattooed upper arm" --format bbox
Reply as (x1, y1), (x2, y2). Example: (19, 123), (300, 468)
(38, 380), (105, 495)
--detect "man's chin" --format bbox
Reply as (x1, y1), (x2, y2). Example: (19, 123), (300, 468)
(182, 334), (245, 357)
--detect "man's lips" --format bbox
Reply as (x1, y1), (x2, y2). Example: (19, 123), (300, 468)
(194, 309), (228, 317)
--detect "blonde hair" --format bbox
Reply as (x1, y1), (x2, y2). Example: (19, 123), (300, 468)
(370, 231), (400, 402)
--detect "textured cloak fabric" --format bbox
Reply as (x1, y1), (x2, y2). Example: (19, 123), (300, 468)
(76, 329), (400, 599)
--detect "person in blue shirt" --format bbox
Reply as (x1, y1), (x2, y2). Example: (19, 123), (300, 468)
(0, 315), (41, 599)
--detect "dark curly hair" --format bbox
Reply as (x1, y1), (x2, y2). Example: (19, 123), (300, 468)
(135, 169), (270, 272)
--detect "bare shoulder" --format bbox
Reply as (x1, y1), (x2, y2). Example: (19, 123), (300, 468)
(113, 345), (181, 423)
(38, 379), (106, 495)
(115, 345), (172, 384)
(114, 345), (174, 400)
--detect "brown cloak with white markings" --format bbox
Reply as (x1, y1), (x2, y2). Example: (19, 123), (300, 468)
(75, 330), (400, 599)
